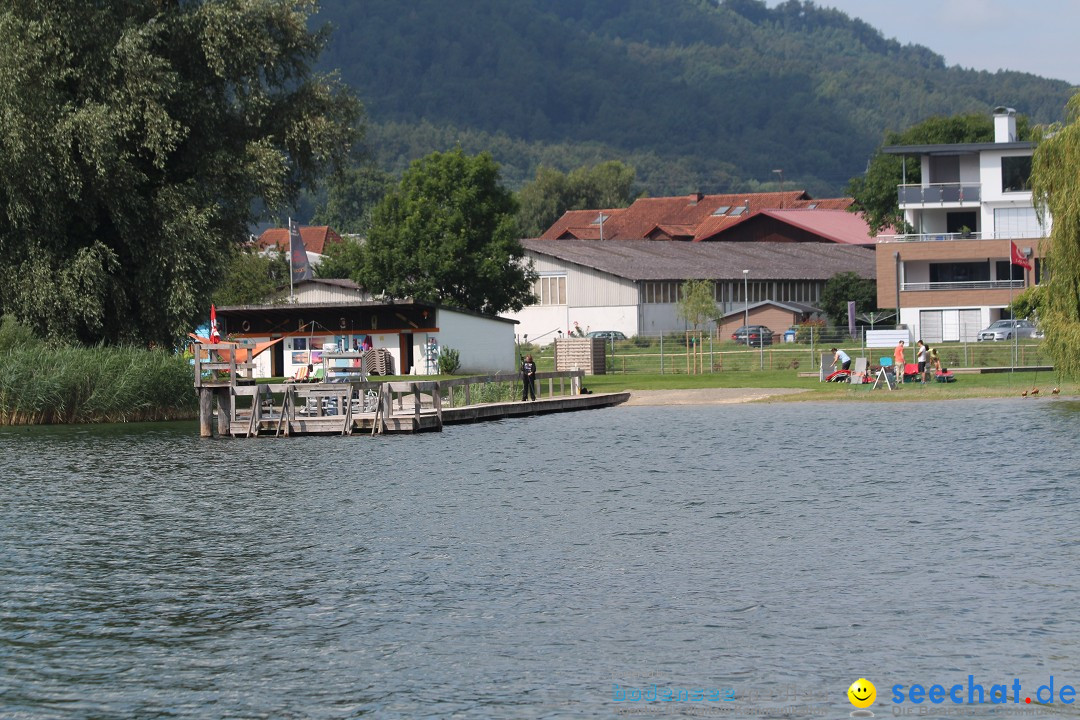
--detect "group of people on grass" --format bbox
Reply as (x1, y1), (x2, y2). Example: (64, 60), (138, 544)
(832, 339), (942, 384)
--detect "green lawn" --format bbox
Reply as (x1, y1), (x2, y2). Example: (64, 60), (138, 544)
(526, 338), (1051, 376)
(259, 363), (1076, 404)
(579, 368), (1077, 401)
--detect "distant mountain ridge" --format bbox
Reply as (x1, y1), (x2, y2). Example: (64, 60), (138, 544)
(314, 0), (1073, 196)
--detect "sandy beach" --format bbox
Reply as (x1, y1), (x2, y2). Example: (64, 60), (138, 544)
(622, 387), (808, 405)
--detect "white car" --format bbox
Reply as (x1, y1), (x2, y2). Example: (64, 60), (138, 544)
(976, 319), (1039, 341)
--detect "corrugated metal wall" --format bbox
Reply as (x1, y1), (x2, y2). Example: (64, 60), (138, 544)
(528, 252), (638, 307)
(567, 265), (637, 306)
(291, 284), (370, 305)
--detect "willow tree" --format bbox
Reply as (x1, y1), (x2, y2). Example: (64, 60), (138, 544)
(1031, 93), (1080, 377)
(0, 1), (360, 346)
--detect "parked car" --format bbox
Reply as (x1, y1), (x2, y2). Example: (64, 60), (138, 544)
(586, 330), (627, 341)
(731, 325), (774, 347)
(976, 319), (1039, 341)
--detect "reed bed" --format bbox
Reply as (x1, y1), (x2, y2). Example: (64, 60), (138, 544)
(0, 323), (197, 424)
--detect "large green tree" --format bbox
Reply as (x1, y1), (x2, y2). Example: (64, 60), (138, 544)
(820, 271), (878, 326)
(0, 0), (360, 345)
(516, 161), (639, 238)
(848, 113), (1031, 236)
(1032, 92), (1080, 378)
(356, 148), (536, 314)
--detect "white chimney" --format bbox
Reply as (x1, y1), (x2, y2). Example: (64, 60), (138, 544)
(993, 106), (1017, 143)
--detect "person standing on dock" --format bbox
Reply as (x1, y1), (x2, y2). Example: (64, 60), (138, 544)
(521, 354), (537, 401)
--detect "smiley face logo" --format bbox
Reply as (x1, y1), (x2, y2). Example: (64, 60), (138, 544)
(848, 678), (876, 708)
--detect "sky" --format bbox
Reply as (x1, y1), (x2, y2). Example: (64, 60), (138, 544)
(769, 0), (1080, 86)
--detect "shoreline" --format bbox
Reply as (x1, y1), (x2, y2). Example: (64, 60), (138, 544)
(621, 388), (809, 405)
(620, 387), (1077, 405)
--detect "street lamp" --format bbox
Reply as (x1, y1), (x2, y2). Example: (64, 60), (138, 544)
(743, 269), (750, 353)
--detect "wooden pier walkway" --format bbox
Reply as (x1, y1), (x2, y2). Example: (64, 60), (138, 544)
(192, 342), (627, 438)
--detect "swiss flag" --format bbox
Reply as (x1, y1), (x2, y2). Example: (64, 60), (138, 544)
(1010, 241), (1032, 270)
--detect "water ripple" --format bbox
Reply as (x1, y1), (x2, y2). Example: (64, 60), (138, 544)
(2, 401), (1080, 718)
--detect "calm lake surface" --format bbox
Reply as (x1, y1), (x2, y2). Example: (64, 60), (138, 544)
(3, 398), (1080, 719)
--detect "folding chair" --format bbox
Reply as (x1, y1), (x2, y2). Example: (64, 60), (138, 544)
(849, 356), (868, 384)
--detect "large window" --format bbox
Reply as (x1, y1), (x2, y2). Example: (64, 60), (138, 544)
(993, 207), (1042, 238)
(533, 275), (566, 305)
(928, 155), (960, 184)
(994, 261), (1024, 282)
(1001, 156), (1032, 193)
(929, 262), (989, 283)
(643, 281), (683, 304)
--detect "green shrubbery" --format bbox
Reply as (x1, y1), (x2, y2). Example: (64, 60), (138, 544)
(0, 315), (197, 425)
(437, 346), (461, 375)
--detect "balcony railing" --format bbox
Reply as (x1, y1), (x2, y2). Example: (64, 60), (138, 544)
(878, 230), (1045, 243)
(898, 183), (981, 205)
(902, 280), (1024, 291)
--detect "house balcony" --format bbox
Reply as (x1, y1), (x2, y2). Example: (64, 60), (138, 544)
(902, 280), (1023, 292)
(898, 183), (981, 208)
(878, 230), (1045, 243)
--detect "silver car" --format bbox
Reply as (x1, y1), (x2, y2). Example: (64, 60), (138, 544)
(976, 319), (1039, 341)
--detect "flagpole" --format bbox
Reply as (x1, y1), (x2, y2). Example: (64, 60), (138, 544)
(1010, 267), (1015, 383)
(288, 216), (295, 302)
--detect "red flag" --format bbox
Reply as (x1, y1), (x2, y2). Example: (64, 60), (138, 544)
(1011, 241), (1032, 270)
(209, 304), (221, 343)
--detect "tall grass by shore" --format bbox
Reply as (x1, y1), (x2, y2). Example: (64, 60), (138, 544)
(0, 316), (197, 425)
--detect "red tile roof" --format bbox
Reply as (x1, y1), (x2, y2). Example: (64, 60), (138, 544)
(256, 225), (343, 255)
(698, 209), (876, 245)
(541, 209), (618, 240)
(536, 191), (855, 242)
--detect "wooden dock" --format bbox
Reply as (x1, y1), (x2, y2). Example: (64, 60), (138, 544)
(192, 342), (628, 438)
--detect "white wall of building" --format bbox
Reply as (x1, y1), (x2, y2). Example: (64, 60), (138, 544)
(900, 306), (996, 344)
(432, 309), (516, 374)
(506, 252), (641, 344)
(565, 305), (639, 338)
(508, 305), (568, 346)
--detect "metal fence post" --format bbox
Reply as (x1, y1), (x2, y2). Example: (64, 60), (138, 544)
(660, 334), (664, 374)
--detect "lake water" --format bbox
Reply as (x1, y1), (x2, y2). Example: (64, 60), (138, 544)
(3, 398), (1080, 719)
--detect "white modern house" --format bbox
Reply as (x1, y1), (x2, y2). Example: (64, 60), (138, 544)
(507, 239), (875, 344)
(875, 106), (1048, 342)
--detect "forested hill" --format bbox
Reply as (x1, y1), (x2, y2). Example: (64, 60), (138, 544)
(314, 0), (1075, 196)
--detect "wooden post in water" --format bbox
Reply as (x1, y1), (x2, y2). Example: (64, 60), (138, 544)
(216, 389), (230, 436)
(199, 388), (214, 437)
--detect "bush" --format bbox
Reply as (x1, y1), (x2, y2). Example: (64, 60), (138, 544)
(0, 314), (40, 352)
(795, 319), (826, 344)
(437, 346), (461, 374)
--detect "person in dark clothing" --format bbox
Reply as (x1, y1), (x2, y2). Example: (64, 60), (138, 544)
(521, 354), (537, 401)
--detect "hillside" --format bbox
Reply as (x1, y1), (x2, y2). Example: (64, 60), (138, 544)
(314, 0), (1074, 196)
